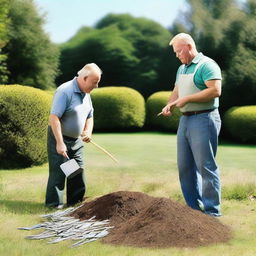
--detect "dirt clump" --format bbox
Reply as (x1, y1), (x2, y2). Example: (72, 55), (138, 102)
(71, 191), (232, 248)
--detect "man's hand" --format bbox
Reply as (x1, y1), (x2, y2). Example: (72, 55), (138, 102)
(81, 131), (91, 143)
(173, 96), (189, 108)
(162, 96), (190, 116)
(56, 141), (68, 158)
(162, 103), (175, 116)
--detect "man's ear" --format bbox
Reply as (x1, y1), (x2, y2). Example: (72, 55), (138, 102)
(188, 44), (193, 51)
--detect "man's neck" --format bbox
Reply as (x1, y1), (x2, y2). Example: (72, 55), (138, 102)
(186, 50), (199, 65)
(76, 77), (85, 93)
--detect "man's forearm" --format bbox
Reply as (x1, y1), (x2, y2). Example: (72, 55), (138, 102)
(81, 117), (94, 143)
(184, 86), (221, 104)
(182, 79), (221, 104)
(49, 114), (64, 144)
(83, 117), (94, 136)
(167, 86), (179, 104)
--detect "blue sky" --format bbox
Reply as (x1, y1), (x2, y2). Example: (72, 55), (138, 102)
(34, 0), (187, 43)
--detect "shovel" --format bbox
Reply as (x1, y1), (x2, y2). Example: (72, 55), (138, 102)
(60, 156), (83, 179)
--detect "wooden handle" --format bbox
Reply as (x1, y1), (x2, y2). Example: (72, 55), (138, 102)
(90, 140), (118, 163)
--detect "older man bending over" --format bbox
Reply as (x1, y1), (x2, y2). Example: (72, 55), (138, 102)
(46, 63), (102, 208)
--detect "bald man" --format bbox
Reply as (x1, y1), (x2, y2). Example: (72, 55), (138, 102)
(46, 63), (102, 208)
(162, 33), (222, 217)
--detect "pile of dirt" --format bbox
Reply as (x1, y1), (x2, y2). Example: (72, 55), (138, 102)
(71, 191), (232, 248)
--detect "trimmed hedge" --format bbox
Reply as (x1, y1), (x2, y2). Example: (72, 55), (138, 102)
(223, 105), (256, 143)
(91, 87), (145, 130)
(0, 85), (52, 168)
(146, 91), (181, 132)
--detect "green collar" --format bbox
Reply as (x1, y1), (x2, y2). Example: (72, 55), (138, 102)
(186, 52), (204, 67)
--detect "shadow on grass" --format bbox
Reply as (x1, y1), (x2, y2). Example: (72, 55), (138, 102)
(0, 200), (48, 214)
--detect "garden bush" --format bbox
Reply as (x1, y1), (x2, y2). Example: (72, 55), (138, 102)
(91, 86), (145, 130)
(0, 85), (52, 169)
(223, 106), (256, 143)
(146, 91), (181, 132)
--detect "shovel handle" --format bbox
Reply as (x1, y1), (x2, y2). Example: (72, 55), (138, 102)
(64, 152), (69, 159)
(90, 140), (118, 163)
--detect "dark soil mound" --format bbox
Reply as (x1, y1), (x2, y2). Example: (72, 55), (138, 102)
(71, 191), (232, 248)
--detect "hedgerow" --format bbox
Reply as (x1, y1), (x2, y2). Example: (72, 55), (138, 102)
(0, 85), (52, 168)
(223, 105), (256, 143)
(146, 91), (181, 132)
(91, 86), (145, 130)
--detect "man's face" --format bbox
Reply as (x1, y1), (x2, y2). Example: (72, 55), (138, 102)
(83, 73), (101, 93)
(172, 42), (191, 64)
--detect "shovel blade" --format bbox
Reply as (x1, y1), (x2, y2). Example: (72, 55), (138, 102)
(60, 159), (82, 178)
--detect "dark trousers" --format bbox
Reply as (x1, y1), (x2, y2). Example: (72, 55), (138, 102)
(45, 126), (86, 207)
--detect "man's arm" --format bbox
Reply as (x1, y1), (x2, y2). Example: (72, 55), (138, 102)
(174, 79), (221, 108)
(49, 114), (68, 158)
(163, 79), (221, 113)
(81, 117), (94, 143)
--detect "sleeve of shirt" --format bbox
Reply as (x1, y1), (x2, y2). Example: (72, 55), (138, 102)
(87, 95), (94, 119)
(195, 60), (222, 90)
(201, 61), (222, 82)
(50, 90), (68, 118)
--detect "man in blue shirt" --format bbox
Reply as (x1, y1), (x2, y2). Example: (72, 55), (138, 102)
(45, 63), (102, 208)
(162, 33), (222, 216)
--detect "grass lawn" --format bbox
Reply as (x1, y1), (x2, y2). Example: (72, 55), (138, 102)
(0, 132), (256, 256)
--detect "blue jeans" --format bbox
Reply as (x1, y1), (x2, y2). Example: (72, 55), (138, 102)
(177, 109), (221, 216)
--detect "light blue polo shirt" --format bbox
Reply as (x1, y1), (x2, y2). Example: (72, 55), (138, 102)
(51, 77), (93, 138)
(175, 53), (222, 90)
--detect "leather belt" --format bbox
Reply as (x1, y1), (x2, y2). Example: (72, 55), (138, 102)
(182, 109), (214, 116)
(63, 135), (77, 141)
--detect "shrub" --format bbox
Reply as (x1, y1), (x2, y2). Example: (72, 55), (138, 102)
(146, 91), (181, 132)
(0, 85), (52, 169)
(223, 106), (256, 143)
(91, 87), (145, 131)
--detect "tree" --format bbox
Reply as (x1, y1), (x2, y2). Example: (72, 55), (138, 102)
(0, 0), (9, 84)
(59, 14), (174, 98)
(58, 25), (139, 87)
(96, 14), (173, 97)
(244, 0), (256, 16)
(3, 0), (59, 89)
(171, 0), (240, 65)
(220, 3), (256, 111)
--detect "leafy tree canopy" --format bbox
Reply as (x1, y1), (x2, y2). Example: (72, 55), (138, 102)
(0, 0), (9, 83)
(3, 0), (59, 89)
(220, 10), (256, 110)
(59, 14), (174, 97)
(58, 25), (139, 86)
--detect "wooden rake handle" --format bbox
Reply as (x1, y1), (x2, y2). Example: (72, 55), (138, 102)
(90, 140), (118, 163)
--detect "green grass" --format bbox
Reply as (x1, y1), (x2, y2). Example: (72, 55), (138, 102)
(0, 132), (256, 256)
